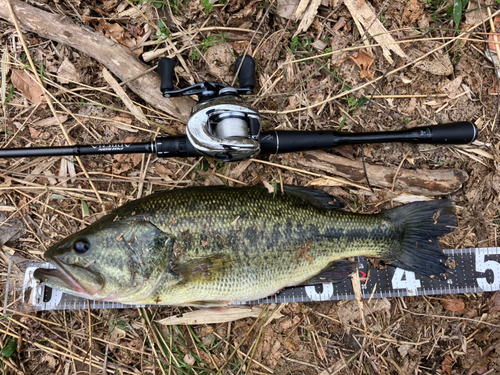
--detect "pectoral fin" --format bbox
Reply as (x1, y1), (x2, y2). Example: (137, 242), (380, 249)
(173, 254), (233, 284)
(283, 186), (345, 209)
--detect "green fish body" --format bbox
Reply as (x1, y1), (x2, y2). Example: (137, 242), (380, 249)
(34, 186), (456, 306)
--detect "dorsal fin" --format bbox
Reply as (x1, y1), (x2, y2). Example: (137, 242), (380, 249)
(283, 186), (345, 209)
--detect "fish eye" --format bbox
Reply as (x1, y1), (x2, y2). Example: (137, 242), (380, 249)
(73, 238), (90, 253)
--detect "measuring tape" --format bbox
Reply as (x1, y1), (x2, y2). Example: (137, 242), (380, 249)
(4, 247), (500, 312)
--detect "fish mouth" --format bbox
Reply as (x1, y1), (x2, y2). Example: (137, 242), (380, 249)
(34, 257), (104, 296)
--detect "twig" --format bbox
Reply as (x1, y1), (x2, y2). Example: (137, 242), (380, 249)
(252, 159), (370, 191)
(391, 150), (411, 193)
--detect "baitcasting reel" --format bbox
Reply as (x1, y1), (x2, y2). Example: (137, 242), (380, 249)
(158, 56), (261, 162)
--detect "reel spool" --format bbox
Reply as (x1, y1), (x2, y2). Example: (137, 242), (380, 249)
(158, 56), (261, 161)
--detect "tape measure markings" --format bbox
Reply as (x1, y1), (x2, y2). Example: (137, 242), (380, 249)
(7, 247), (500, 312)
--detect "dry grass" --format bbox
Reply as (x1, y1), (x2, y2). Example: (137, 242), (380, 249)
(1, 0), (500, 374)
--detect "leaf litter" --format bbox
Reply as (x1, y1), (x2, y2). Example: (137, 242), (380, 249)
(1, 0), (500, 374)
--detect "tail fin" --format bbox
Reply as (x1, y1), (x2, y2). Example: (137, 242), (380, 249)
(382, 200), (456, 278)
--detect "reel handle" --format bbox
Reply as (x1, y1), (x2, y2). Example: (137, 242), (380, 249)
(235, 56), (256, 93)
(158, 57), (175, 95)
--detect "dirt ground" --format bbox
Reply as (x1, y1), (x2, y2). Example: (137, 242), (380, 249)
(1, 0), (500, 374)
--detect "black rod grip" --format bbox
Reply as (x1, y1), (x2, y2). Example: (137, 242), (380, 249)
(235, 56), (256, 91)
(428, 121), (477, 144)
(158, 57), (175, 94)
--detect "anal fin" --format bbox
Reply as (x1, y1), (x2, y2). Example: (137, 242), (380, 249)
(302, 259), (357, 285)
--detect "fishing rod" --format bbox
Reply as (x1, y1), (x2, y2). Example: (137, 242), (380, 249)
(0, 57), (478, 162)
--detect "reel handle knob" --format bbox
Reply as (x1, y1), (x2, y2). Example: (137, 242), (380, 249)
(235, 56), (255, 93)
(158, 57), (175, 95)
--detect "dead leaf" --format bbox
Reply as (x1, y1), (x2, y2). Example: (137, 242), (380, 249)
(204, 44), (234, 83)
(109, 327), (127, 350)
(113, 136), (143, 174)
(441, 76), (463, 98)
(232, 0), (259, 18)
(441, 356), (453, 375)
(41, 354), (57, 369)
(0, 175), (12, 189)
(349, 50), (375, 80)
(306, 177), (345, 187)
(10, 69), (45, 104)
(407, 97), (417, 113)
(441, 298), (465, 312)
(33, 115), (69, 127)
(109, 115), (137, 132)
(398, 344), (412, 358)
(276, 0), (299, 19)
(101, 0), (121, 11)
(18, 196), (29, 215)
(339, 298), (391, 333)
(424, 100), (441, 106)
(0, 214), (25, 246)
(157, 306), (282, 325)
(57, 57), (81, 84)
(97, 20), (142, 57)
(233, 41), (250, 55)
(29, 126), (41, 139)
(311, 39), (327, 50)
(487, 16), (500, 51)
(490, 291), (500, 313)
(155, 163), (175, 181)
(263, 180), (275, 194)
(402, 0), (424, 23)
(183, 353), (195, 366)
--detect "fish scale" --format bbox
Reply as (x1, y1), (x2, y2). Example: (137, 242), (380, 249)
(33, 185), (455, 307)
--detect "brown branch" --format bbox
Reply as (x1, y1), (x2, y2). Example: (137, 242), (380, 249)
(298, 151), (469, 196)
(0, 0), (195, 122)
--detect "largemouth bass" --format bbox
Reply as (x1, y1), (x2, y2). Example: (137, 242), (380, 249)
(34, 186), (456, 306)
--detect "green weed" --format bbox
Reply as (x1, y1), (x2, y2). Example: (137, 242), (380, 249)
(130, 0), (184, 12)
(156, 19), (170, 40)
(346, 96), (368, 109)
(201, 0), (213, 13)
(1, 337), (17, 358)
(3, 86), (14, 105)
(191, 33), (228, 60)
